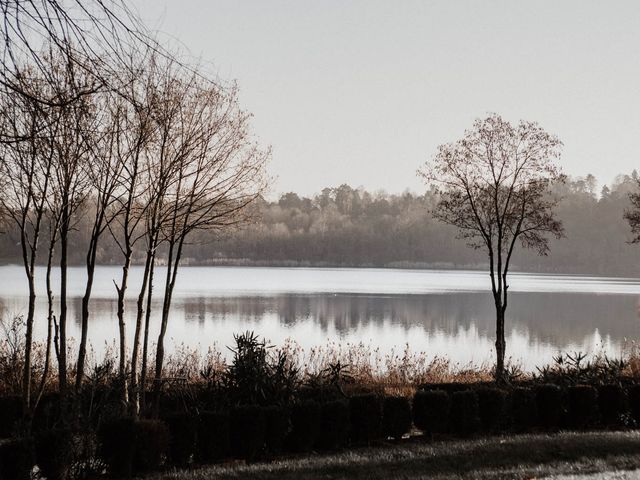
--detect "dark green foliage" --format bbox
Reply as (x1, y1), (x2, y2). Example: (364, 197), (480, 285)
(230, 405), (266, 460)
(382, 396), (412, 440)
(287, 400), (321, 452)
(98, 417), (135, 478)
(413, 389), (450, 434)
(627, 385), (640, 425)
(196, 411), (230, 463)
(567, 385), (598, 429)
(97, 417), (168, 477)
(349, 394), (383, 445)
(535, 352), (626, 387)
(32, 393), (62, 433)
(450, 390), (480, 435)
(535, 384), (564, 429)
(477, 387), (508, 432)
(598, 384), (626, 426)
(0, 395), (22, 437)
(264, 406), (289, 455)
(224, 332), (300, 406)
(164, 413), (198, 467)
(317, 400), (350, 450)
(0, 437), (33, 480)
(133, 420), (169, 473)
(510, 387), (537, 432)
(35, 428), (77, 480)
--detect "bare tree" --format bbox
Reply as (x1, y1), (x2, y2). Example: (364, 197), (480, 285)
(419, 114), (564, 381)
(146, 72), (269, 412)
(0, 77), (56, 410)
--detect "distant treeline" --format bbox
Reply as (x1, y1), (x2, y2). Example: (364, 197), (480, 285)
(2, 173), (640, 276)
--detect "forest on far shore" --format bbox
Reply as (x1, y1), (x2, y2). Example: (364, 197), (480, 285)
(1, 172), (639, 276)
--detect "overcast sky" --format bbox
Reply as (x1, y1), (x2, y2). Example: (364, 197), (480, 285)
(131, 0), (640, 197)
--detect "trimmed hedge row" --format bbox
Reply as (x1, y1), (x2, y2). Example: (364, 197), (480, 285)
(2, 382), (640, 476)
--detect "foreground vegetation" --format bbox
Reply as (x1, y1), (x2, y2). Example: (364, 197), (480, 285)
(2, 331), (640, 479)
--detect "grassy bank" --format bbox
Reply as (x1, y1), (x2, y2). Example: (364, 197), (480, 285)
(152, 431), (640, 480)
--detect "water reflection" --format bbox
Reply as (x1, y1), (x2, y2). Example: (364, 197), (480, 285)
(0, 265), (639, 369)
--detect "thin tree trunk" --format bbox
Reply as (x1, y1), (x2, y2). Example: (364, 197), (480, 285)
(58, 206), (69, 395)
(76, 235), (99, 391)
(494, 299), (506, 383)
(140, 252), (156, 413)
(115, 249), (132, 404)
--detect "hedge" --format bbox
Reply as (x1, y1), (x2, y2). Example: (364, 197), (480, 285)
(534, 384), (564, 429)
(349, 394), (383, 445)
(264, 406), (289, 455)
(164, 413), (198, 467)
(318, 400), (350, 450)
(510, 387), (537, 432)
(196, 411), (230, 463)
(598, 384), (626, 426)
(0, 437), (33, 480)
(287, 400), (321, 452)
(35, 428), (77, 480)
(567, 385), (598, 429)
(450, 390), (480, 435)
(477, 387), (507, 432)
(230, 405), (266, 460)
(413, 389), (450, 435)
(382, 396), (412, 440)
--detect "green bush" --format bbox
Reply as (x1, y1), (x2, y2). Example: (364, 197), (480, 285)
(164, 413), (198, 467)
(196, 411), (230, 463)
(287, 400), (321, 452)
(349, 394), (383, 445)
(98, 417), (168, 476)
(264, 406), (289, 455)
(0, 437), (33, 480)
(510, 387), (537, 432)
(598, 384), (626, 426)
(567, 385), (598, 429)
(98, 417), (136, 478)
(230, 405), (266, 460)
(534, 384), (564, 429)
(0, 395), (22, 437)
(35, 428), (77, 480)
(133, 419), (169, 473)
(413, 389), (450, 435)
(628, 385), (640, 425)
(317, 400), (350, 450)
(477, 387), (508, 432)
(382, 396), (412, 440)
(450, 390), (480, 435)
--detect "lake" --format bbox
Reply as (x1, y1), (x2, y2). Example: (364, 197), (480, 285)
(1, 265), (639, 370)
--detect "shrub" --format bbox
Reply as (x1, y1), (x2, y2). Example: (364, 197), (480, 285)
(287, 400), (321, 452)
(264, 406), (289, 455)
(98, 417), (136, 478)
(628, 385), (640, 425)
(477, 387), (508, 432)
(413, 389), (449, 435)
(382, 396), (412, 440)
(133, 420), (169, 473)
(98, 417), (168, 477)
(164, 413), (198, 467)
(567, 385), (598, 429)
(0, 395), (22, 437)
(598, 384), (626, 426)
(349, 394), (383, 445)
(450, 390), (480, 435)
(534, 384), (564, 429)
(32, 393), (62, 433)
(230, 405), (266, 460)
(196, 411), (230, 463)
(35, 428), (77, 480)
(0, 437), (33, 480)
(510, 387), (537, 432)
(317, 400), (350, 450)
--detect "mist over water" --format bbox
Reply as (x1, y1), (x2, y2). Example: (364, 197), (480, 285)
(1, 265), (638, 370)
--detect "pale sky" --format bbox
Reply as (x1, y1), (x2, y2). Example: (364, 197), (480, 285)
(131, 0), (640, 197)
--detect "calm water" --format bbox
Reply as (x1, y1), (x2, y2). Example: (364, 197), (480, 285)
(1, 265), (640, 369)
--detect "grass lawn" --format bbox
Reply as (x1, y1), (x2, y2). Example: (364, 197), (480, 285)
(150, 431), (640, 480)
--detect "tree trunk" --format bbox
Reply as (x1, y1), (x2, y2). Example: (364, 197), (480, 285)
(58, 212), (69, 395)
(494, 306), (506, 383)
(130, 248), (152, 415)
(116, 250), (132, 405)
(140, 255), (156, 413)
(76, 237), (99, 391)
